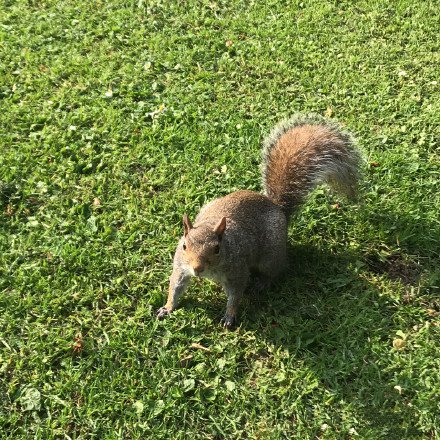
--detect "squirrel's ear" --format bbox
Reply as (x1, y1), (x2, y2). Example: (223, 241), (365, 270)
(213, 216), (227, 238)
(183, 214), (193, 237)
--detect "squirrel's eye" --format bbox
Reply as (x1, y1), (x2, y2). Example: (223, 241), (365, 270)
(214, 245), (220, 254)
(183, 243), (187, 250)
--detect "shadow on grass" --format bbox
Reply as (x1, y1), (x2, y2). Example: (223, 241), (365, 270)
(242, 244), (416, 438)
(239, 209), (439, 439)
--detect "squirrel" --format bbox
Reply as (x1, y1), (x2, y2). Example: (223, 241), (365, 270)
(157, 113), (361, 328)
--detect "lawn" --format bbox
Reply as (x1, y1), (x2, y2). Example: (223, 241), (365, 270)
(0, 0), (439, 438)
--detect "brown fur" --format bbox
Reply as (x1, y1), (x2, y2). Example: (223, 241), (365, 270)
(157, 114), (361, 328)
(262, 116), (360, 219)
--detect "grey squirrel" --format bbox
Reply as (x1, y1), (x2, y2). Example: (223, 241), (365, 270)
(157, 114), (361, 328)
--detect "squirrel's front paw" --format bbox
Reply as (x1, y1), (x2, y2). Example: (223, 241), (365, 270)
(156, 306), (171, 320)
(220, 313), (237, 329)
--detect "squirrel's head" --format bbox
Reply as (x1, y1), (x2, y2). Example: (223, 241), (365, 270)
(181, 214), (226, 277)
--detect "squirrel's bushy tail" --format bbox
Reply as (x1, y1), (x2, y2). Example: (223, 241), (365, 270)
(262, 113), (361, 219)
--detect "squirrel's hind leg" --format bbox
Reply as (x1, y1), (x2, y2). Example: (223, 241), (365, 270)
(245, 272), (272, 295)
(258, 241), (287, 280)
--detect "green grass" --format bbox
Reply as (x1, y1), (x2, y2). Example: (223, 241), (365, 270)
(1, 0), (439, 438)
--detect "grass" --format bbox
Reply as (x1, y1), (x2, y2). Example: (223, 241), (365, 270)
(1, 0), (439, 438)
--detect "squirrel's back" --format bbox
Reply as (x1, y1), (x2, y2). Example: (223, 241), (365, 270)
(196, 190), (282, 227)
(262, 114), (360, 219)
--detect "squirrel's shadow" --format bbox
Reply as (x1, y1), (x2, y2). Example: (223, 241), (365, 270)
(241, 208), (438, 438)
(189, 207), (438, 438)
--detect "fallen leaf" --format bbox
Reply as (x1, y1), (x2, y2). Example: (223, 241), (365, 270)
(190, 342), (210, 352)
(225, 40), (233, 47)
(72, 335), (84, 354)
(394, 385), (403, 394)
(393, 338), (406, 350)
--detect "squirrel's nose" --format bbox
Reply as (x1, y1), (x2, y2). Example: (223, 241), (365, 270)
(193, 264), (204, 275)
